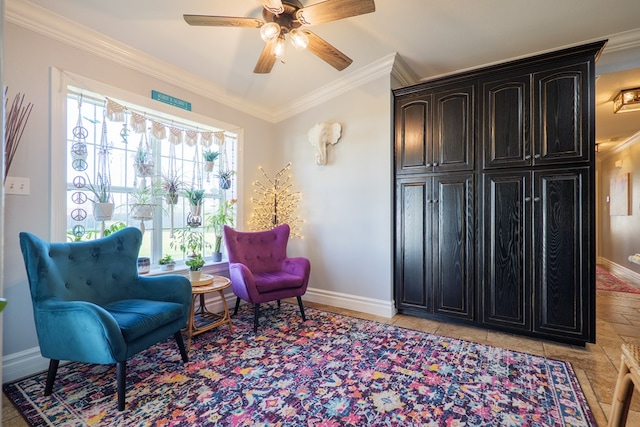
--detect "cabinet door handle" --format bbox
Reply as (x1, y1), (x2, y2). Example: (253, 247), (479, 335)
(533, 197), (540, 202)
(525, 155), (531, 160)
(525, 197), (531, 202)
(426, 163), (431, 167)
(433, 199), (439, 203)
(534, 154), (541, 159)
(432, 162), (438, 167)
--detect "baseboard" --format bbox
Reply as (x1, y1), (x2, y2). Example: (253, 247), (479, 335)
(2, 347), (52, 383)
(597, 256), (640, 283)
(303, 287), (397, 318)
(3, 288), (394, 382)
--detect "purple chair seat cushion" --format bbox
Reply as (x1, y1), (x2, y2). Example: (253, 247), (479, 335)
(254, 271), (304, 293)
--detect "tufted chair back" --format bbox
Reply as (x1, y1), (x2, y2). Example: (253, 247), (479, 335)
(19, 227), (192, 411)
(21, 227), (143, 307)
(224, 224), (290, 274)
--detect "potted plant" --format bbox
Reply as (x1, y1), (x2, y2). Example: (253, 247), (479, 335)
(215, 170), (234, 190)
(85, 173), (114, 221)
(203, 149), (219, 172)
(185, 254), (205, 281)
(129, 182), (162, 233)
(158, 254), (176, 271)
(184, 187), (205, 217)
(170, 227), (210, 259)
(133, 146), (154, 177)
(162, 172), (183, 205)
(206, 199), (236, 262)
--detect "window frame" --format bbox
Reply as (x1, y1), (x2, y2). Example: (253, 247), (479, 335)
(51, 69), (244, 266)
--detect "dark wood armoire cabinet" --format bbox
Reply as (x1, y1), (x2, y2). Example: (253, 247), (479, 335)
(393, 40), (606, 345)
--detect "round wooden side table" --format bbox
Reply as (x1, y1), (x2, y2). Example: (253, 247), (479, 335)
(185, 274), (233, 352)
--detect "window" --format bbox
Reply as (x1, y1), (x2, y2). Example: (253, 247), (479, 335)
(64, 87), (238, 266)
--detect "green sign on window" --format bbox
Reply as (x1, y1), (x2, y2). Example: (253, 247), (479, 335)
(151, 90), (192, 111)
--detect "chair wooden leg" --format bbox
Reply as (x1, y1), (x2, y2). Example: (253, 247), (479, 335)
(174, 331), (188, 362)
(117, 361), (126, 411)
(234, 297), (241, 315)
(254, 303), (260, 333)
(297, 296), (306, 321)
(44, 359), (59, 396)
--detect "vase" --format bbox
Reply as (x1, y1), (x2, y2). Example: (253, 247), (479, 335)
(137, 257), (150, 274)
(160, 262), (176, 271)
(134, 162), (154, 177)
(189, 203), (202, 217)
(212, 252), (222, 262)
(166, 191), (178, 205)
(189, 270), (202, 282)
(219, 176), (231, 190)
(93, 202), (114, 221)
(131, 204), (155, 221)
(204, 161), (215, 172)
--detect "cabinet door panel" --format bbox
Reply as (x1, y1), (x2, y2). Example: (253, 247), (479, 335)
(482, 75), (531, 168)
(482, 172), (531, 329)
(534, 61), (590, 165)
(396, 178), (431, 309)
(433, 174), (474, 319)
(434, 86), (474, 172)
(534, 169), (590, 339)
(395, 96), (433, 174)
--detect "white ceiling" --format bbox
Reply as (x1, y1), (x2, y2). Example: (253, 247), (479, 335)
(16, 0), (640, 153)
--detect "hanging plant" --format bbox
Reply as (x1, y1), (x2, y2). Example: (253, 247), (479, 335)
(162, 172), (183, 205)
(134, 145), (154, 177)
(203, 149), (220, 173)
(216, 170), (235, 190)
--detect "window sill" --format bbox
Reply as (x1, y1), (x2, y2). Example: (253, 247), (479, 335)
(143, 260), (229, 277)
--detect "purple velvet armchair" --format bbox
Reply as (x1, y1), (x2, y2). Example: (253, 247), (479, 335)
(223, 224), (310, 332)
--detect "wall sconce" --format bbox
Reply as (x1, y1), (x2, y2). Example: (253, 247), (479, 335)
(613, 87), (640, 113)
(615, 160), (623, 169)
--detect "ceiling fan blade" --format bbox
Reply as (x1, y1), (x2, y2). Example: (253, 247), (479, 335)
(183, 15), (263, 28)
(260, 0), (285, 15)
(254, 40), (278, 74)
(296, 0), (375, 25)
(304, 31), (353, 71)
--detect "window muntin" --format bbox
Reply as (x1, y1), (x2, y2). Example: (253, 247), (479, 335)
(65, 89), (237, 265)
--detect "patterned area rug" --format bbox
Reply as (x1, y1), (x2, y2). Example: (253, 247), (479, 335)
(596, 266), (640, 294)
(4, 304), (595, 426)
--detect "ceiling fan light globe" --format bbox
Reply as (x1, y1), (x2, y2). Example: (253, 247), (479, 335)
(260, 22), (281, 42)
(274, 35), (287, 59)
(289, 29), (309, 50)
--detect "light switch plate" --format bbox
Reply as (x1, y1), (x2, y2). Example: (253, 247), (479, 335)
(5, 176), (30, 195)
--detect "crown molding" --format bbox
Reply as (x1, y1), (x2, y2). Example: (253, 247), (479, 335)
(391, 54), (420, 88)
(601, 27), (640, 54)
(5, 0), (396, 124)
(273, 53), (397, 122)
(5, 0), (280, 122)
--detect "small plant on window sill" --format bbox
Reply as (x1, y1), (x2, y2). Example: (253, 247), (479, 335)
(158, 254), (176, 271)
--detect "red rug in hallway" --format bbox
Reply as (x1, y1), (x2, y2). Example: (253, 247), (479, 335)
(596, 266), (640, 294)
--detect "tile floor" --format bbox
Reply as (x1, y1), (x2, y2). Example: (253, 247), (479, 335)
(4, 267), (640, 426)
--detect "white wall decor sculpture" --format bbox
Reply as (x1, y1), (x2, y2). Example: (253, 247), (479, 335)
(308, 122), (342, 166)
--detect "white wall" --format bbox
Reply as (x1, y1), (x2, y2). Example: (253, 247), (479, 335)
(276, 76), (395, 308)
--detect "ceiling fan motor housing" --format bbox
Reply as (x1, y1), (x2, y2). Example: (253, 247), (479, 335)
(262, 0), (303, 33)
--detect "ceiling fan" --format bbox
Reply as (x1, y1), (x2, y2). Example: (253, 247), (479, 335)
(184, 0), (376, 74)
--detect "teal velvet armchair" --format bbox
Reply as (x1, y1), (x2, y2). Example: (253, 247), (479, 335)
(19, 227), (192, 411)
